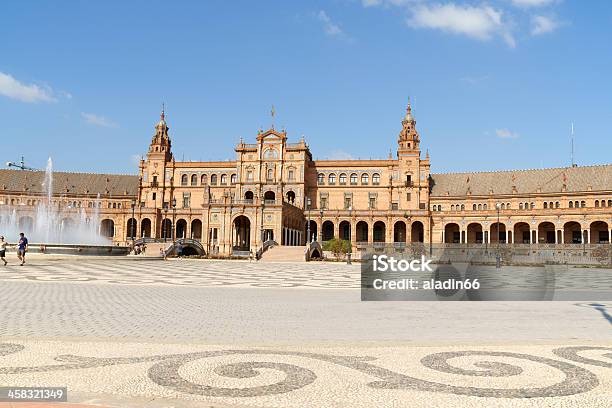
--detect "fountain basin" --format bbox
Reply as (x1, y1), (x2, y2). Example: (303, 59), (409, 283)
(5, 243), (130, 256)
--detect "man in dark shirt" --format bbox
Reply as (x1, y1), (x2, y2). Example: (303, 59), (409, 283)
(17, 232), (28, 266)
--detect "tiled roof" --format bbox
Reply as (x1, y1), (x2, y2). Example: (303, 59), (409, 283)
(430, 164), (612, 197)
(0, 169), (139, 196)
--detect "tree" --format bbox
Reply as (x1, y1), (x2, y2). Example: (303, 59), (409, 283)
(323, 238), (351, 260)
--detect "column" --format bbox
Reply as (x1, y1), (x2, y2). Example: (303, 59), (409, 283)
(441, 229), (445, 244)
(586, 229), (590, 244)
(561, 229), (565, 244)
(505, 230), (509, 244)
(555, 230), (559, 244)
(609, 229), (611, 244)
(487, 230), (491, 244)
(530, 230), (534, 244)
(535, 229), (539, 244)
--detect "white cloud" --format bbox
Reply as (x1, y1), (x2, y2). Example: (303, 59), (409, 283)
(81, 112), (117, 128)
(531, 15), (560, 35)
(0, 72), (56, 103)
(495, 128), (520, 139)
(407, 3), (515, 47)
(317, 10), (346, 38)
(362, 0), (414, 7)
(511, 0), (556, 8)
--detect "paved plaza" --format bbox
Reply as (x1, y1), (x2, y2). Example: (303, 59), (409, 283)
(0, 257), (610, 407)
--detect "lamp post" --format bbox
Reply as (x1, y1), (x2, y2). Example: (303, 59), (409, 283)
(171, 197), (177, 244)
(163, 204), (169, 243)
(495, 202), (501, 268)
(306, 197), (311, 244)
(130, 199), (136, 247)
(347, 205), (352, 264)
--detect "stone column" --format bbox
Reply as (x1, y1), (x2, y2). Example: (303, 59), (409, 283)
(609, 229), (611, 244)
(561, 229), (565, 244)
(441, 229), (445, 244)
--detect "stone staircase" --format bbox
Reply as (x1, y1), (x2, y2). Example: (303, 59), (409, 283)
(259, 245), (307, 262)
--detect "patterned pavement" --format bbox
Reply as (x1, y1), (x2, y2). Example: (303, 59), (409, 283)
(0, 258), (359, 288)
(0, 257), (610, 407)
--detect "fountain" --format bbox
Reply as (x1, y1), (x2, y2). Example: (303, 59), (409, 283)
(0, 158), (128, 255)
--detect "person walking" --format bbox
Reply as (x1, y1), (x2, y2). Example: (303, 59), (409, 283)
(17, 232), (28, 266)
(0, 236), (8, 266)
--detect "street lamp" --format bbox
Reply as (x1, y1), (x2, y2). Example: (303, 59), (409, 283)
(347, 205), (353, 264)
(171, 197), (177, 243)
(495, 202), (501, 268)
(130, 199), (136, 247)
(163, 204), (169, 243)
(306, 197), (311, 244)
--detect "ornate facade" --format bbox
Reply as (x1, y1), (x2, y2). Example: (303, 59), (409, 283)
(1, 103), (611, 255)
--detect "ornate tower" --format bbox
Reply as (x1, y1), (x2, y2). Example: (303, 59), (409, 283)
(147, 108), (173, 162)
(396, 100), (429, 211)
(397, 100), (420, 154)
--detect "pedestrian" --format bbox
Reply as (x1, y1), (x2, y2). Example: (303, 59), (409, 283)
(249, 249), (254, 262)
(176, 242), (183, 258)
(16, 232), (28, 266)
(142, 242), (147, 255)
(159, 247), (166, 261)
(0, 236), (7, 266)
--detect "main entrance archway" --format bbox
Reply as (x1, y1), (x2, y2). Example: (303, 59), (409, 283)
(233, 216), (251, 251)
(394, 221), (407, 243)
(411, 221), (424, 243)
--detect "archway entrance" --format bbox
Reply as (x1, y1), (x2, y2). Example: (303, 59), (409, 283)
(590, 221), (609, 243)
(373, 221), (386, 243)
(467, 223), (483, 243)
(411, 221), (424, 243)
(339, 221), (351, 241)
(444, 223), (460, 243)
(538, 222), (556, 244)
(126, 218), (137, 239)
(140, 218), (152, 238)
(514, 222), (530, 244)
(244, 191), (254, 202)
(233, 216), (251, 251)
(564, 221), (582, 244)
(356, 221), (368, 243)
(322, 221), (334, 241)
(305, 220), (317, 242)
(490, 222), (507, 243)
(264, 191), (276, 202)
(161, 219), (172, 241)
(176, 219), (187, 239)
(286, 191), (296, 204)
(100, 219), (115, 238)
(191, 219), (202, 239)
(394, 221), (407, 243)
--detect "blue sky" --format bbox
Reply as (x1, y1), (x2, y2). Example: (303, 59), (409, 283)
(1, 0), (611, 174)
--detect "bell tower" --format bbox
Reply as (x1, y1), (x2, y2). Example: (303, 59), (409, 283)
(396, 99), (429, 211)
(397, 100), (420, 155)
(147, 108), (173, 162)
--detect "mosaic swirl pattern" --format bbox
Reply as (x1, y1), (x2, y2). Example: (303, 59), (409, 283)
(0, 343), (608, 399)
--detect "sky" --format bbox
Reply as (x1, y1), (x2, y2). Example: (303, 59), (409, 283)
(1, 0), (611, 175)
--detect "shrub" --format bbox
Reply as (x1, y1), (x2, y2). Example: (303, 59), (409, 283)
(323, 238), (351, 260)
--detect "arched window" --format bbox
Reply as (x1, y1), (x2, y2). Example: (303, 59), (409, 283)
(288, 169), (294, 181)
(595, 200), (599, 207)
(181, 174), (188, 186)
(580, 201), (586, 208)
(361, 174), (369, 185)
(451, 205), (455, 211)
(201, 174), (208, 185)
(318, 173), (325, 184)
(210, 174), (218, 185)
(230, 174), (237, 184)
(191, 174), (197, 186)
(530, 202), (535, 209)
(519, 203), (523, 210)
(350, 173), (357, 185)
(569, 201), (573, 208)
(372, 173), (380, 185)
(556, 201), (560, 208)
(221, 174), (228, 185)
(478, 204), (482, 210)
(339, 173), (347, 185)
(483, 204), (487, 210)
(267, 168), (274, 181)
(601, 199), (606, 207)
(608, 200), (612, 207)
(544, 202), (548, 209)
(501, 203), (505, 210)
(328, 174), (336, 185)
(461, 204), (465, 211)
(473, 204), (477, 211)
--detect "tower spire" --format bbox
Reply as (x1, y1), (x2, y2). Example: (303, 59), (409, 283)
(161, 102), (165, 121)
